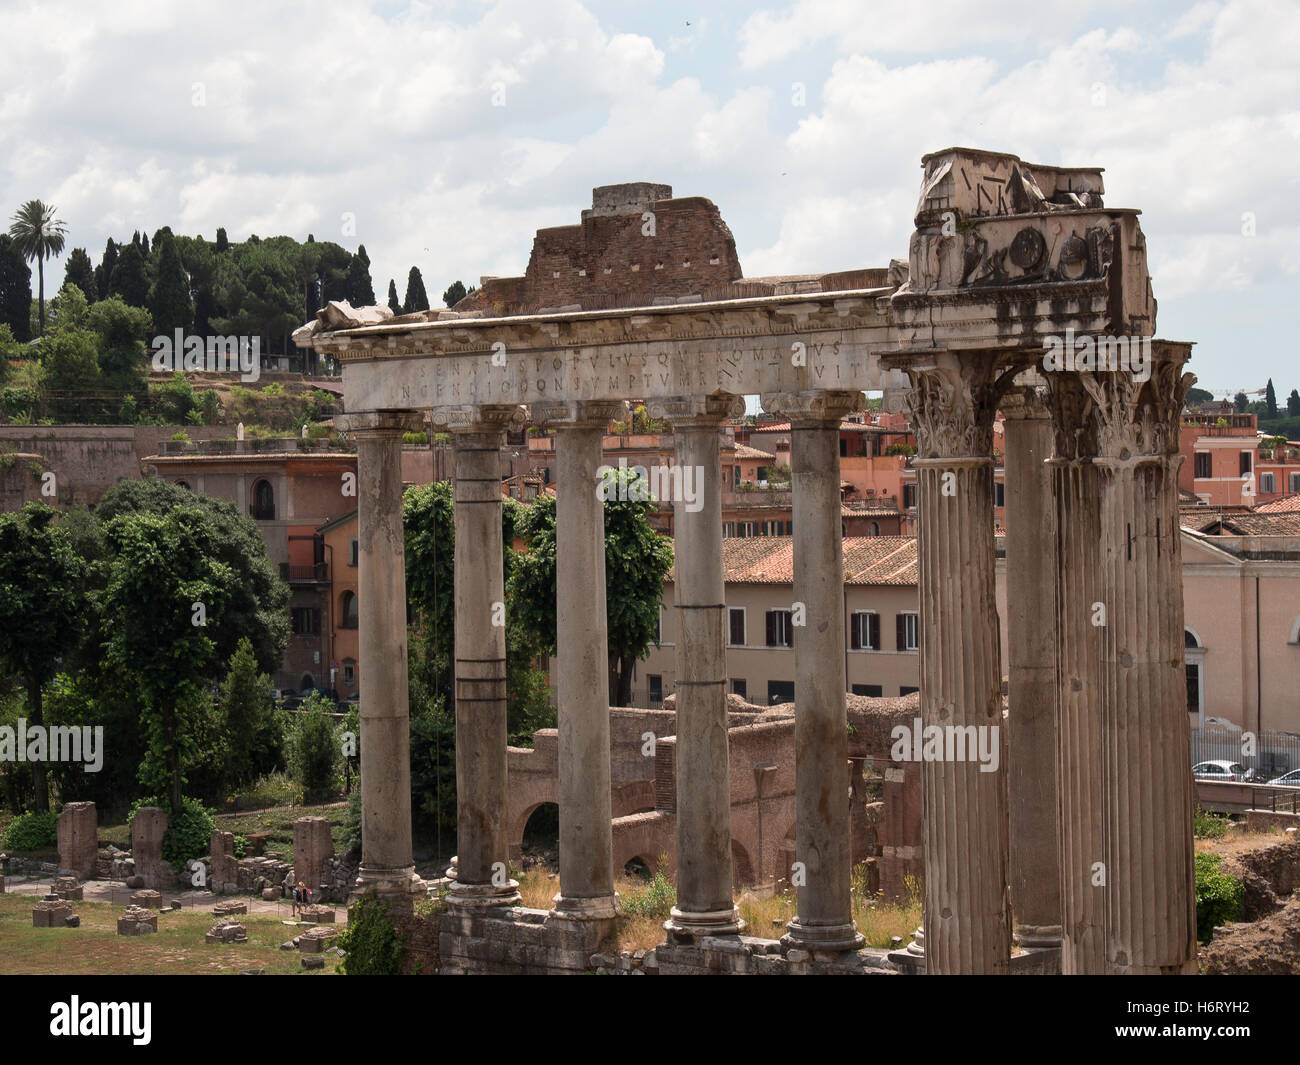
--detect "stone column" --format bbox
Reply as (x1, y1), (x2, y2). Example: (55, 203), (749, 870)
(650, 394), (745, 938)
(1047, 346), (1197, 973)
(437, 404), (526, 911)
(881, 351), (1015, 975)
(1000, 385), (1062, 948)
(761, 389), (865, 954)
(337, 411), (425, 897)
(535, 399), (627, 923)
(57, 801), (98, 881)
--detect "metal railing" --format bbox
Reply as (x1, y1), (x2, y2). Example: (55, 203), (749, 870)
(1190, 725), (1300, 781)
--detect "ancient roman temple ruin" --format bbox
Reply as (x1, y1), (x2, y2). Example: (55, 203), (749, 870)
(296, 147), (1197, 975)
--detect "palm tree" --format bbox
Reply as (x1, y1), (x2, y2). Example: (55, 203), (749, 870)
(9, 200), (68, 337)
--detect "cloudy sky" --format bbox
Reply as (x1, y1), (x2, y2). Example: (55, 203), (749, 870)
(1, 0), (1296, 395)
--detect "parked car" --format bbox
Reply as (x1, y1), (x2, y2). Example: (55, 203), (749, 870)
(1267, 768), (1300, 787)
(1193, 760), (1246, 782)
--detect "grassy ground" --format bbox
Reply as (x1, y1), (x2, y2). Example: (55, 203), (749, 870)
(0, 894), (340, 975)
(514, 864), (923, 954)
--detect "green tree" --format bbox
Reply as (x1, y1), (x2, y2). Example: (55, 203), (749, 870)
(86, 298), (149, 407)
(347, 246), (375, 306)
(387, 279), (401, 315)
(442, 280), (468, 307)
(0, 235), (32, 342)
(95, 479), (290, 676)
(94, 238), (118, 301)
(149, 232), (193, 337)
(109, 240), (150, 308)
(0, 504), (87, 810)
(39, 326), (100, 421)
(286, 692), (340, 798)
(46, 282), (89, 334)
(8, 200), (67, 337)
(1233, 391), (1249, 414)
(1185, 386), (1213, 408)
(215, 227), (229, 254)
(1289, 390), (1300, 417)
(210, 242), (303, 355)
(216, 636), (274, 787)
(1265, 378), (1278, 418)
(98, 507), (237, 811)
(402, 267), (429, 314)
(511, 466), (674, 705)
(63, 247), (96, 305)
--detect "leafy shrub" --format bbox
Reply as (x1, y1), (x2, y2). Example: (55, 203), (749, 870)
(338, 895), (406, 975)
(402, 430), (428, 445)
(620, 861), (676, 919)
(341, 785), (362, 857)
(3, 809), (58, 851)
(1193, 806), (1229, 839)
(233, 834), (248, 859)
(130, 795), (215, 871)
(1195, 852), (1244, 943)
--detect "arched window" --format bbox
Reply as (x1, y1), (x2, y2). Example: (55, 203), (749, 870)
(340, 591), (359, 629)
(251, 479), (275, 520)
(868, 521), (880, 536)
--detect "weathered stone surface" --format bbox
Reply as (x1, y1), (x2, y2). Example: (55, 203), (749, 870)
(210, 830), (237, 894)
(301, 954), (325, 970)
(130, 807), (169, 891)
(54, 876), (83, 901)
(261, 887), (277, 901)
(205, 918), (249, 944)
(293, 817), (333, 897)
(32, 900), (71, 927)
(212, 900), (247, 917)
(117, 906), (158, 935)
(57, 801), (98, 881)
(65, 914), (80, 928)
(130, 889), (161, 908)
(298, 925), (340, 953)
(299, 904), (335, 924)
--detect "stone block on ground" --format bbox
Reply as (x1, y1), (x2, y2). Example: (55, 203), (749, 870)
(65, 914), (80, 928)
(130, 807), (169, 891)
(53, 876), (83, 901)
(261, 887), (277, 901)
(130, 889), (162, 908)
(57, 801), (98, 881)
(212, 899), (247, 917)
(32, 900), (71, 927)
(298, 925), (340, 953)
(301, 955), (325, 970)
(204, 918), (249, 944)
(116, 906), (158, 935)
(299, 904), (335, 923)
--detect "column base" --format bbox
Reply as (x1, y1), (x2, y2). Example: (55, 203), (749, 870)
(664, 906), (746, 940)
(446, 879), (522, 912)
(353, 864), (427, 898)
(549, 892), (620, 922)
(1014, 923), (1062, 948)
(781, 918), (865, 954)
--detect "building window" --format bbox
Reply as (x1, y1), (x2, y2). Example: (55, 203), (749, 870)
(728, 608), (746, 647)
(1194, 452), (1211, 479)
(251, 479), (275, 521)
(840, 438), (848, 457)
(900, 685), (919, 696)
(994, 481), (1005, 507)
(723, 522), (736, 537)
(903, 483), (917, 509)
(732, 678), (747, 700)
(340, 591), (358, 629)
(291, 607), (319, 635)
(648, 675), (663, 704)
(897, 612), (919, 651)
(849, 611), (880, 651)
(732, 465), (740, 487)
(765, 609), (794, 648)
(1239, 451), (1253, 475)
(868, 521), (880, 536)
(342, 660), (356, 685)
(1291, 472), (1300, 494)
(852, 684), (883, 697)
(1260, 472), (1276, 493)
(349, 537), (358, 566)
(767, 680), (795, 705)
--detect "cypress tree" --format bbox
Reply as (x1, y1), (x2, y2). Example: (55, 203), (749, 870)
(346, 252), (375, 306)
(387, 279), (401, 315)
(402, 266), (429, 314)
(109, 241), (150, 308)
(215, 227), (229, 253)
(0, 235), (33, 341)
(63, 247), (97, 304)
(1265, 378), (1277, 418)
(96, 239), (119, 300)
(148, 233), (193, 337)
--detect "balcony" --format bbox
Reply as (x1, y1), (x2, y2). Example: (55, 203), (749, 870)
(280, 562), (328, 583)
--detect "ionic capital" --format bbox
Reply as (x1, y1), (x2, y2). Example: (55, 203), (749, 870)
(759, 389), (864, 428)
(430, 403), (526, 435)
(646, 393), (744, 429)
(532, 399), (628, 430)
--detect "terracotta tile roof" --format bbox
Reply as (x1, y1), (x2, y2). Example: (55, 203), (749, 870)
(1255, 493), (1300, 513)
(1214, 512), (1300, 535)
(668, 535), (917, 586)
(731, 444), (775, 460)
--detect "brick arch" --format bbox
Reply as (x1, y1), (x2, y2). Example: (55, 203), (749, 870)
(731, 838), (755, 887)
(509, 782), (558, 860)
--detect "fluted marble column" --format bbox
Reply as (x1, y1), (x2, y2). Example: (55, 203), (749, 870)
(1044, 344), (1197, 973)
(337, 411), (426, 897)
(883, 351), (1015, 974)
(535, 399), (627, 922)
(650, 394), (745, 939)
(1001, 384), (1062, 948)
(439, 404), (525, 911)
(762, 389), (865, 954)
